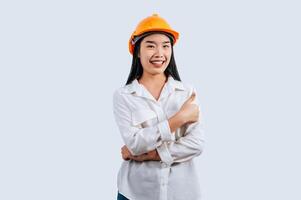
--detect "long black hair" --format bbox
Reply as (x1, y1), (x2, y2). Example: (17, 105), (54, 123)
(125, 32), (181, 85)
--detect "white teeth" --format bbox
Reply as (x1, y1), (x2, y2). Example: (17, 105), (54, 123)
(150, 61), (164, 64)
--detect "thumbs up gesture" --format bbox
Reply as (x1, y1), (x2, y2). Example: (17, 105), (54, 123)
(178, 92), (200, 125)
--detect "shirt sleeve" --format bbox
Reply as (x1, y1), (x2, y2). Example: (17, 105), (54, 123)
(113, 89), (174, 156)
(156, 87), (206, 166)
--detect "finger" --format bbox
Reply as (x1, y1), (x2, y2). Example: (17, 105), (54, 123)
(186, 92), (195, 103)
(121, 146), (125, 152)
(186, 92), (196, 103)
(123, 156), (130, 161)
(131, 155), (146, 162)
(123, 153), (131, 160)
(191, 91), (196, 99)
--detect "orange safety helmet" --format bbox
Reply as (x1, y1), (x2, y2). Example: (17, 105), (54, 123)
(128, 13), (179, 55)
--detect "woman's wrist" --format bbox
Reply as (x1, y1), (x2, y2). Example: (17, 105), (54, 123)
(127, 150), (161, 162)
(168, 112), (186, 133)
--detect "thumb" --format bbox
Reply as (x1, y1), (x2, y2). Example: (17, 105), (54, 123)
(185, 92), (196, 103)
(190, 91), (196, 99)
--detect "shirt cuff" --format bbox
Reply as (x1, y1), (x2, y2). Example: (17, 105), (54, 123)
(157, 119), (174, 142)
(156, 142), (174, 166)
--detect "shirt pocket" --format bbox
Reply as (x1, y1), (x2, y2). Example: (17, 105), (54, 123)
(131, 109), (158, 128)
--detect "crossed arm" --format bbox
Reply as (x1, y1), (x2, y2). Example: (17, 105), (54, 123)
(121, 118), (205, 163)
(121, 145), (161, 161)
(113, 89), (204, 164)
(121, 112), (186, 161)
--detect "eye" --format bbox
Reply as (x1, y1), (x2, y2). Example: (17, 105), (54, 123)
(147, 45), (155, 48)
(163, 45), (170, 48)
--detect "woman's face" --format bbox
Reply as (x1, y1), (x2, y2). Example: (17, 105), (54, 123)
(138, 33), (172, 76)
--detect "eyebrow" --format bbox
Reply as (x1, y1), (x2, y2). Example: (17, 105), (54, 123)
(144, 41), (171, 44)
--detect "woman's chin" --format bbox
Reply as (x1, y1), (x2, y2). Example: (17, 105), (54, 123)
(146, 70), (165, 76)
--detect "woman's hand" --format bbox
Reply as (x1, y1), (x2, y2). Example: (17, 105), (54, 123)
(167, 92), (201, 133)
(121, 145), (161, 161)
(121, 145), (132, 160)
(177, 92), (200, 125)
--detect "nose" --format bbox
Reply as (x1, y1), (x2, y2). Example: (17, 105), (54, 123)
(154, 47), (164, 58)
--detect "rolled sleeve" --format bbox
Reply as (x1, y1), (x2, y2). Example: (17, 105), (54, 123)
(156, 142), (174, 166)
(157, 119), (174, 142)
(156, 87), (206, 164)
(168, 121), (205, 163)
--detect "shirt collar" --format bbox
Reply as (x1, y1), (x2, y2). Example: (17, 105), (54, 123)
(123, 75), (185, 101)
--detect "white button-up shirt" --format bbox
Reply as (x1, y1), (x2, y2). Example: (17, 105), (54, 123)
(113, 75), (205, 200)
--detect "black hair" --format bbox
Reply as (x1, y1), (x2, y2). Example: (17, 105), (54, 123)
(125, 32), (181, 85)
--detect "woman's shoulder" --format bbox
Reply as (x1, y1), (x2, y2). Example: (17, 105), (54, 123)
(112, 84), (133, 100)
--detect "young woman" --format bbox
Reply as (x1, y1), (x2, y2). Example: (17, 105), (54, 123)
(113, 13), (205, 200)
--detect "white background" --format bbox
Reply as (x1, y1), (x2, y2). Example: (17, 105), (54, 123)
(0, 0), (300, 199)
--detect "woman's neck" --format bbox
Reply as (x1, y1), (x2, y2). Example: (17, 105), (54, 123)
(138, 74), (168, 101)
(138, 73), (167, 87)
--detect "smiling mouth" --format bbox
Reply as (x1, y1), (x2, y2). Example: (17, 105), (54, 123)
(149, 60), (165, 66)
